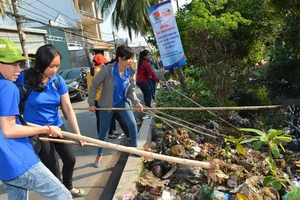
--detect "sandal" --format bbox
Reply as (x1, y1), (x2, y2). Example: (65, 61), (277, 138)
(108, 134), (117, 139)
(70, 188), (87, 198)
(113, 131), (122, 136)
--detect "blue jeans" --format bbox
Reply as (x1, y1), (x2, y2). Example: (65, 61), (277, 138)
(98, 100), (138, 155)
(2, 162), (72, 200)
(136, 81), (152, 107)
(149, 78), (157, 100)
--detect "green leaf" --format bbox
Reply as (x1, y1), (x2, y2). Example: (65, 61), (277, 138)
(239, 128), (264, 136)
(272, 181), (282, 190)
(265, 157), (277, 171)
(279, 143), (286, 152)
(240, 137), (259, 144)
(224, 136), (238, 143)
(263, 176), (274, 185)
(274, 136), (293, 142)
(267, 129), (283, 139)
(282, 174), (292, 187)
(175, 183), (185, 190)
(224, 146), (230, 157)
(253, 141), (263, 150)
(236, 144), (246, 155)
(260, 135), (269, 142)
(270, 143), (280, 158)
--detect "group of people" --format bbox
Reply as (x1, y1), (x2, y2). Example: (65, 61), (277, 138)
(0, 37), (160, 199)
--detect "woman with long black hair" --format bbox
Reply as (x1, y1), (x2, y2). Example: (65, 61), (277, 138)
(136, 50), (160, 107)
(15, 44), (87, 197)
(88, 45), (143, 168)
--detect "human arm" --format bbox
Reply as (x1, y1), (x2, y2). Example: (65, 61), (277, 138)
(145, 61), (160, 82)
(0, 80), (62, 138)
(0, 116), (62, 138)
(135, 103), (143, 112)
(60, 93), (85, 146)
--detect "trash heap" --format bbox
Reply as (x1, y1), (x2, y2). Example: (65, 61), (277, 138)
(134, 126), (300, 200)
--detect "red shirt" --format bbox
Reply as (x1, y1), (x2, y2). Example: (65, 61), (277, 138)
(136, 60), (159, 82)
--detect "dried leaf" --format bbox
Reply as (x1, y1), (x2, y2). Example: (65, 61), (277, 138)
(294, 161), (300, 167)
(215, 169), (229, 179)
(237, 193), (249, 200)
(236, 144), (246, 155)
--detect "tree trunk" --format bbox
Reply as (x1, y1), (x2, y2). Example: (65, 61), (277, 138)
(175, 67), (189, 93)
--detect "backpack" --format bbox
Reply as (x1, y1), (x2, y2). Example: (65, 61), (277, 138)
(16, 70), (61, 154)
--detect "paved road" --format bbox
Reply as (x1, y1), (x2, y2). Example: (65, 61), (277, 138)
(0, 88), (145, 200)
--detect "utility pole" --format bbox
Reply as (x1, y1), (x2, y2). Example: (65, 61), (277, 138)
(112, 31), (117, 50)
(11, 0), (30, 68)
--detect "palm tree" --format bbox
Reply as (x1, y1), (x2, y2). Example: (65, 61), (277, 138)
(96, 0), (159, 40)
(0, 0), (12, 18)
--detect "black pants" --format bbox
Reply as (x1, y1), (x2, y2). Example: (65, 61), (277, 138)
(38, 124), (75, 190)
(95, 101), (129, 137)
(136, 81), (152, 107)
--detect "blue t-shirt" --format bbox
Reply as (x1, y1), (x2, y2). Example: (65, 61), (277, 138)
(0, 74), (39, 181)
(112, 64), (131, 107)
(15, 71), (68, 126)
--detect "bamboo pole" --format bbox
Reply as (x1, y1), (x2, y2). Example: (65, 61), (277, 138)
(153, 109), (223, 137)
(68, 85), (280, 111)
(28, 123), (218, 169)
(39, 137), (99, 147)
(145, 111), (220, 138)
(73, 105), (281, 111)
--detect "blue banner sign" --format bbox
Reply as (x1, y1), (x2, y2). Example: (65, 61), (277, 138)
(147, 0), (187, 70)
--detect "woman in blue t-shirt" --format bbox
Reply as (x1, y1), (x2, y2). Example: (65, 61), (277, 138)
(0, 38), (72, 200)
(87, 45), (144, 168)
(15, 44), (87, 197)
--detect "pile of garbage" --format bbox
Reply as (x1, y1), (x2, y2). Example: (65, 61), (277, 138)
(134, 125), (300, 200)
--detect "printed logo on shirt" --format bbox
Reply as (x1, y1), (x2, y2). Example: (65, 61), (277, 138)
(52, 82), (58, 90)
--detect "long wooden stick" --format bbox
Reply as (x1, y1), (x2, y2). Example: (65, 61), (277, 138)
(73, 105), (281, 111)
(28, 123), (218, 169)
(39, 137), (99, 147)
(152, 109), (223, 137)
(145, 111), (220, 138)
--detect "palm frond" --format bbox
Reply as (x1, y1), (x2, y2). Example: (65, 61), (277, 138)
(0, 0), (12, 19)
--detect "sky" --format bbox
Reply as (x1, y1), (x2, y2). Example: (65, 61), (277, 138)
(0, 0), (190, 47)
(101, 0), (191, 47)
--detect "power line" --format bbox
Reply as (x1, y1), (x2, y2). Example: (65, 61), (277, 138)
(6, 11), (106, 44)
(18, 3), (99, 38)
(5, 2), (144, 46)
(17, 5), (52, 24)
(21, 1), (74, 28)
(36, 0), (81, 26)
(34, 0), (107, 39)
(21, 0), (143, 44)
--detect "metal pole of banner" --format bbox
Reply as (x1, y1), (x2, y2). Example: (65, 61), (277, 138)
(175, 0), (179, 11)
